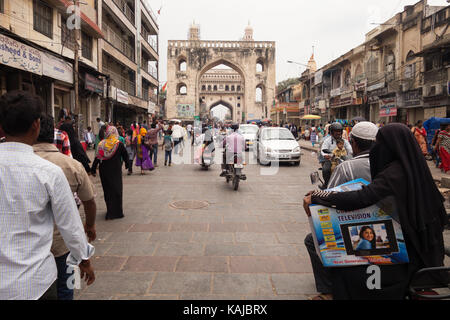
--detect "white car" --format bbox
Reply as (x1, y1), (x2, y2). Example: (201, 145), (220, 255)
(239, 124), (259, 151)
(254, 127), (301, 166)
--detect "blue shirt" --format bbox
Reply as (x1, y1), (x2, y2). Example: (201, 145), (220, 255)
(356, 239), (373, 251)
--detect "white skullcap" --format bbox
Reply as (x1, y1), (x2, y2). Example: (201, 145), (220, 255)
(350, 121), (379, 141)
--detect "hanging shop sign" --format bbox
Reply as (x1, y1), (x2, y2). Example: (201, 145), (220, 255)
(314, 70), (323, 85)
(330, 88), (341, 97)
(367, 81), (385, 92)
(148, 101), (156, 114)
(403, 89), (422, 107)
(0, 34), (42, 75)
(380, 97), (397, 117)
(85, 73), (104, 95)
(42, 52), (73, 84)
(354, 79), (367, 91)
(116, 89), (129, 105)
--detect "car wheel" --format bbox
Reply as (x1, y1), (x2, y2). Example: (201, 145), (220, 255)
(294, 161), (300, 167)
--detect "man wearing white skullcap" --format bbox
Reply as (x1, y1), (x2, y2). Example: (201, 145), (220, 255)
(327, 121), (379, 188)
(304, 121), (379, 300)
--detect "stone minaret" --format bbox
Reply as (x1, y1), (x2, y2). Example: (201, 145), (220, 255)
(307, 54), (317, 72)
(243, 22), (254, 41)
(188, 21), (200, 41)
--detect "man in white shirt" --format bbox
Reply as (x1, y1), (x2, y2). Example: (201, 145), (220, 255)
(171, 122), (184, 154)
(0, 91), (95, 300)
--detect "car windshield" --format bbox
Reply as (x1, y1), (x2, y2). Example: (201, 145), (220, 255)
(239, 126), (259, 135)
(262, 129), (295, 141)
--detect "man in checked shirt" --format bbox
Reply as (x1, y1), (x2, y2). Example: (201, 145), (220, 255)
(0, 91), (95, 300)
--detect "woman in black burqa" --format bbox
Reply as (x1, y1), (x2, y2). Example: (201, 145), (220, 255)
(304, 123), (448, 300)
(59, 123), (91, 173)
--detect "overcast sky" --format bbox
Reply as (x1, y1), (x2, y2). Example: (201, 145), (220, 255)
(144, 0), (448, 85)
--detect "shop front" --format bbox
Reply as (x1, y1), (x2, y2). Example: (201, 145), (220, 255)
(397, 88), (423, 125)
(423, 94), (450, 121)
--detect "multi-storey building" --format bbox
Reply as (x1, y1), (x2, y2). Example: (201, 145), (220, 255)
(100, 0), (159, 126)
(0, 0), (159, 133)
(294, 0), (449, 125)
(0, 0), (104, 131)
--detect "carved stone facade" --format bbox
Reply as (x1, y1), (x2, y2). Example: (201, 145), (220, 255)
(166, 24), (276, 122)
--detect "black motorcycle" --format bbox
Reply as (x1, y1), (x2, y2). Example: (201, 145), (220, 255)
(223, 153), (247, 191)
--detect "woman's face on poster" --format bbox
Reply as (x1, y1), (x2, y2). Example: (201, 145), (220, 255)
(362, 228), (374, 242)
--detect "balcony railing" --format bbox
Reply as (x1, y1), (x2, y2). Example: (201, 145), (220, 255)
(103, 66), (136, 96)
(141, 28), (158, 53)
(141, 61), (158, 79)
(424, 69), (448, 84)
(102, 22), (135, 62)
(112, 0), (135, 25)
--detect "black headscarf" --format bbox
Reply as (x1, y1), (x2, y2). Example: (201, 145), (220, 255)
(369, 123), (447, 266)
(59, 123), (91, 173)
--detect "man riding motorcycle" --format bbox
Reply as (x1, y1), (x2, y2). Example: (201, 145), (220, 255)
(319, 122), (353, 187)
(220, 123), (245, 177)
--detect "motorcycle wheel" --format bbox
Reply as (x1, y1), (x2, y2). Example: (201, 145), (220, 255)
(226, 176), (231, 183)
(233, 176), (240, 191)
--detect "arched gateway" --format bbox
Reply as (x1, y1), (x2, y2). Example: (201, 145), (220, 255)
(166, 22), (276, 123)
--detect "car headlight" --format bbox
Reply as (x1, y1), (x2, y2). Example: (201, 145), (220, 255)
(293, 146), (301, 153)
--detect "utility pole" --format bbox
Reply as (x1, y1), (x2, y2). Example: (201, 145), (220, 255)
(73, 0), (80, 136)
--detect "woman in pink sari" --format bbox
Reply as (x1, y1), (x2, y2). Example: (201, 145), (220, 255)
(435, 124), (450, 173)
(412, 120), (428, 156)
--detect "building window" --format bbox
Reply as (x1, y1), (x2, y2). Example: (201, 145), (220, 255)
(179, 59), (187, 72)
(82, 32), (93, 61)
(231, 85), (235, 91)
(202, 85), (206, 91)
(225, 85), (229, 91)
(213, 85), (217, 91)
(177, 83), (187, 95)
(237, 85), (241, 91)
(256, 87), (263, 102)
(33, 0), (53, 38)
(256, 62), (264, 72)
(208, 85), (212, 91)
(0, 0), (4, 13)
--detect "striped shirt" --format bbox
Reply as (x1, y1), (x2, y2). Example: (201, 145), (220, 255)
(327, 151), (372, 189)
(0, 142), (94, 300)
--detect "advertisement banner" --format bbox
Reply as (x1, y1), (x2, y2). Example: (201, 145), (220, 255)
(309, 179), (409, 267)
(380, 97), (397, 117)
(0, 34), (42, 75)
(42, 52), (73, 84)
(177, 104), (195, 118)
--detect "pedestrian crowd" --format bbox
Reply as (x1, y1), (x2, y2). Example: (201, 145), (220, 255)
(0, 90), (448, 301)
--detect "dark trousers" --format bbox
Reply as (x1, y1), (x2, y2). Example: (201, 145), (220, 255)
(39, 281), (58, 300)
(173, 138), (182, 154)
(55, 252), (74, 300)
(149, 144), (158, 164)
(321, 160), (332, 187)
(165, 150), (172, 164)
(305, 233), (333, 294)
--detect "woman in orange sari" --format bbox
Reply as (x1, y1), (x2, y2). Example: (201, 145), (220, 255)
(435, 124), (450, 173)
(412, 120), (428, 156)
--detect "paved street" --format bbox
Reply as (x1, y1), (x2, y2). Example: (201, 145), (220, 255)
(75, 144), (450, 300)
(75, 146), (319, 300)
